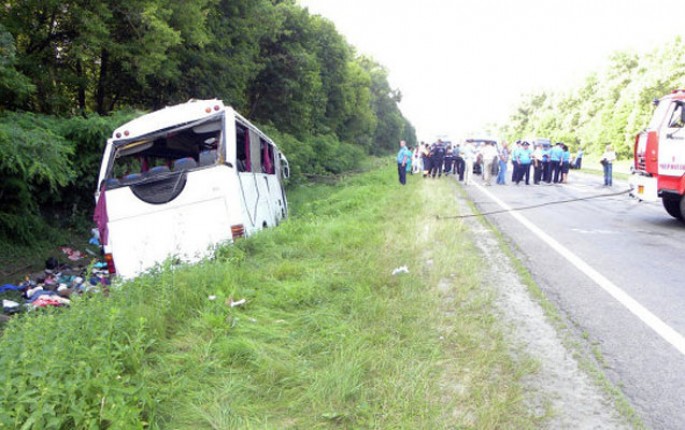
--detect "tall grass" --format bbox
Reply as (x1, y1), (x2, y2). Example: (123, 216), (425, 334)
(0, 165), (541, 429)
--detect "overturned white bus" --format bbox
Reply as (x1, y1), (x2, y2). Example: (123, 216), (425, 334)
(94, 99), (290, 278)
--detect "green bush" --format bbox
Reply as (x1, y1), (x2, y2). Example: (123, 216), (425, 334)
(0, 111), (136, 242)
(0, 113), (74, 241)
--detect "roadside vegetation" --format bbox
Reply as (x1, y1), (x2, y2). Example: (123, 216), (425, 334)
(0, 165), (542, 429)
(498, 37), (685, 160)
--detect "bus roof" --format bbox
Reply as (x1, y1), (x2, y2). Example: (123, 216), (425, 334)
(111, 99), (227, 141)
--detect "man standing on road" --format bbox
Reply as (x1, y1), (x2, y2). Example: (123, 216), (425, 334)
(516, 141), (532, 185)
(443, 145), (454, 174)
(421, 142), (431, 178)
(497, 141), (509, 185)
(542, 142), (552, 183)
(462, 141), (476, 185)
(479, 141), (499, 186)
(396, 140), (411, 185)
(430, 139), (446, 178)
(600, 144), (616, 187)
(573, 147), (584, 169)
(550, 142), (563, 183)
(511, 140), (521, 183)
(454, 143), (465, 180)
(532, 142), (543, 184)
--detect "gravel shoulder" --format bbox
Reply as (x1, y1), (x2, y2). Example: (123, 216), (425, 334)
(452, 184), (632, 429)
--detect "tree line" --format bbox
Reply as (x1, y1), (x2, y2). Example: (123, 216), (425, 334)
(0, 0), (416, 241)
(499, 36), (685, 159)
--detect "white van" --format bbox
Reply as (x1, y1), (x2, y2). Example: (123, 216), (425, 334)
(94, 99), (290, 278)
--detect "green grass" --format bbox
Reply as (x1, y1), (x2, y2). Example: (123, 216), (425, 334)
(0, 164), (542, 429)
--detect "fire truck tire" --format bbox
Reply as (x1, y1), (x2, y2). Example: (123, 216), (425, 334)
(679, 196), (685, 221)
(662, 196), (683, 220)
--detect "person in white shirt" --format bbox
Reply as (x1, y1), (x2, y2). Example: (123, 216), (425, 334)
(600, 144), (617, 187)
(479, 142), (499, 186)
(462, 142), (476, 185)
(532, 143), (543, 184)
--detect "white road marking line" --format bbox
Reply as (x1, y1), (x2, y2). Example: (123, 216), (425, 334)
(473, 182), (685, 356)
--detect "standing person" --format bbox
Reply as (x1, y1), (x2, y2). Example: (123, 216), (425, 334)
(421, 142), (431, 178)
(573, 147), (584, 169)
(497, 141), (509, 185)
(454, 143), (465, 180)
(511, 140), (521, 183)
(560, 144), (571, 183)
(542, 142), (552, 183)
(430, 139), (446, 178)
(550, 142), (563, 183)
(412, 145), (421, 175)
(443, 145), (454, 174)
(516, 141), (532, 185)
(532, 142), (543, 184)
(600, 144), (616, 187)
(396, 140), (411, 185)
(462, 141), (476, 185)
(479, 141), (498, 186)
(406, 146), (413, 175)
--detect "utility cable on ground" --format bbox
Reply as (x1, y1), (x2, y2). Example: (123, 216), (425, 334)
(437, 188), (632, 219)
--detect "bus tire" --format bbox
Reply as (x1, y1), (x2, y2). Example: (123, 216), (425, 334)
(662, 196), (683, 220)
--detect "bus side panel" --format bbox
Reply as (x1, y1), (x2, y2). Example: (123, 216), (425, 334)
(255, 173), (276, 228)
(237, 172), (261, 236)
(105, 167), (243, 278)
(264, 174), (286, 224)
(109, 197), (233, 277)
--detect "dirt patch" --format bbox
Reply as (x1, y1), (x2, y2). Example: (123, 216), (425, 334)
(453, 190), (630, 429)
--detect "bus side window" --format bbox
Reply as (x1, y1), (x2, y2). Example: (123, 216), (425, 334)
(249, 129), (261, 174)
(261, 138), (275, 174)
(236, 123), (250, 172)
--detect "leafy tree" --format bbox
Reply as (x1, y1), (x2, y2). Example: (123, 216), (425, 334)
(248, 2), (324, 136)
(0, 24), (34, 109)
(0, 112), (73, 240)
(359, 56), (405, 154)
(502, 36), (685, 158)
(337, 59), (376, 149)
(155, 0), (273, 111)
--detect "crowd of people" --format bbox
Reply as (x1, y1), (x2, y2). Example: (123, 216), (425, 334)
(396, 138), (605, 187)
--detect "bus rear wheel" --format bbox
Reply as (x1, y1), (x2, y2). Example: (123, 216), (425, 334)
(663, 196), (683, 220)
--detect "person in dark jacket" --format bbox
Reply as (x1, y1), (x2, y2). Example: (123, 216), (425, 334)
(443, 145), (454, 174)
(430, 139), (446, 178)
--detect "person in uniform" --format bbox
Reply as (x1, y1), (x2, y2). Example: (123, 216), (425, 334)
(396, 140), (411, 185)
(430, 139), (446, 178)
(516, 141), (532, 185)
(542, 142), (552, 183)
(511, 140), (521, 183)
(550, 142), (564, 183)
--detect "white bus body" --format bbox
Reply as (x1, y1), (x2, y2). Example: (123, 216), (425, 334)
(94, 100), (290, 278)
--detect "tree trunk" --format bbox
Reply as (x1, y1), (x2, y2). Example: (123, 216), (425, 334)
(76, 61), (86, 114)
(96, 49), (109, 115)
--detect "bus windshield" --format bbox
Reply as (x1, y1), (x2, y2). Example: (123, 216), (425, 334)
(107, 116), (223, 186)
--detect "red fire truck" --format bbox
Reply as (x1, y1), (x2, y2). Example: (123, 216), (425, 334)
(630, 89), (685, 220)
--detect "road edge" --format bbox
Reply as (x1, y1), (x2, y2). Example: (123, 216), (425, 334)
(453, 181), (643, 429)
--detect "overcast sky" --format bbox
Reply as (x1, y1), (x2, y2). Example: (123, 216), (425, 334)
(298, 0), (685, 142)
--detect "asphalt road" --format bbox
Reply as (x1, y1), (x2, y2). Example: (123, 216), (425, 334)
(457, 169), (685, 430)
